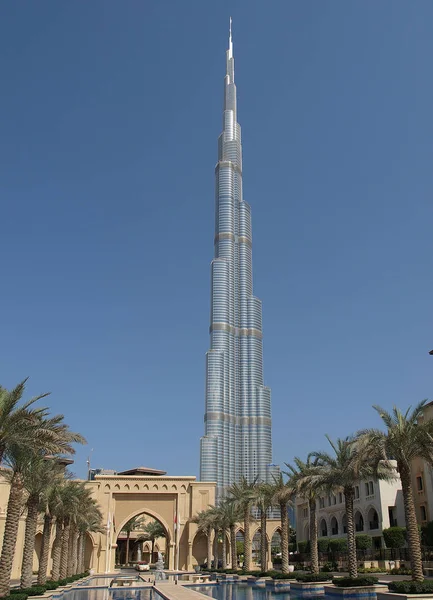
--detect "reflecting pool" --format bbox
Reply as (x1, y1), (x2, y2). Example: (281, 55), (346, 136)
(186, 584), (292, 600)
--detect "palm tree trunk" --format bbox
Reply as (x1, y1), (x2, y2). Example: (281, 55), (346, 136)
(206, 527), (212, 570)
(260, 508), (267, 573)
(125, 531), (130, 566)
(230, 525), (237, 570)
(60, 518), (70, 579)
(399, 464), (423, 581)
(280, 501), (289, 574)
(81, 534), (86, 573)
(21, 496), (40, 588)
(67, 526), (77, 576)
(51, 521), (63, 581)
(309, 498), (319, 574)
(344, 487), (357, 579)
(37, 514), (52, 585)
(213, 527), (219, 568)
(0, 472), (25, 597)
(244, 506), (252, 572)
(76, 533), (83, 576)
(74, 532), (81, 575)
(222, 528), (227, 569)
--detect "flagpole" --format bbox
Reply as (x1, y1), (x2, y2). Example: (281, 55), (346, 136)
(175, 496), (180, 571)
(105, 494), (111, 573)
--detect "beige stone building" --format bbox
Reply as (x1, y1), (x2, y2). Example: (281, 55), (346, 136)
(411, 401), (433, 527)
(295, 465), (405, 549)
(0, 466), (283, 579)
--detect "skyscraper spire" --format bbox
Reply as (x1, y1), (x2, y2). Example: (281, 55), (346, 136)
(200, 22), (276, 500)
(228, 16), (233, 59)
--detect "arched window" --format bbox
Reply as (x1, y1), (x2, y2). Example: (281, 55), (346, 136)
(330, 516), (338, 536)
(354, 511), (364, 532)
(320, 519), (328, 537)
(368, 508), (379, 530)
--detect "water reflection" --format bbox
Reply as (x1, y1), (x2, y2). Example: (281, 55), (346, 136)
(186, 583), (292, 600)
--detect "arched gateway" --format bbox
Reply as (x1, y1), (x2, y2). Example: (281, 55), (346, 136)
(84, 467), (281, 572)
(84, 467), (216, 572)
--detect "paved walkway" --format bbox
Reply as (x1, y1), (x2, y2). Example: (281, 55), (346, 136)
(155, 584), (212, 600)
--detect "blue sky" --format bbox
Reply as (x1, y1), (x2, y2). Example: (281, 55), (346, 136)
(1, 1), (432, 480)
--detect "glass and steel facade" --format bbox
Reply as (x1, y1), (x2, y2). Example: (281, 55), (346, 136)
(200, 23), (276, 499)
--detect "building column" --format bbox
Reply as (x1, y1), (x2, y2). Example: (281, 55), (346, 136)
(187, 542), (193, 570)
(168, 542), (175, 570)
(266, 539), (273, 571)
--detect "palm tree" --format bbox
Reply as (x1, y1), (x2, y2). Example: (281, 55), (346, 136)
(20, 456), (65, 588)
(310, 435), (394, 579)
(227, 477), (257, 572)
(122, 516), (144, 566)
(50, 481), (88, 581)
(59, 482), (83, 579)
(137, 520), (166, 563)
(217, 499), (241, 569)
(254, 483), (274, 572)
(76, 502), (103, 574)
(67, 484), (93, 576)
(207, 507), (223, 569)
(0, 406), (84, 599)
(71, 491), (103, 575)
(270, 474), (294, 574)
(38, 479), (65, 584)
(358, 401), (433, 582)
(191, 510), (214, 569)
(285, 456), (325, 574)
(0, 380), (84, 463)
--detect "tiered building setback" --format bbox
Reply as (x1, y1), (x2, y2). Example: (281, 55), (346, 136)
(200, 21), (278, 499)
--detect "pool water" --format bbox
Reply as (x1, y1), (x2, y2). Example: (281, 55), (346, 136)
(187, 584), (292, 600)
(57, 589), (154, 600)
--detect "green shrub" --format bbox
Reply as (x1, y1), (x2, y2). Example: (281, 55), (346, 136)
(44, 582), (59, 590)
(5, 595), (28, 600)
(297, 540), (310, 553)
(328, 538), (347, 553)
(12, 587), (48, 597)
(388, 580), (433, 594)
(355, 535), (373, 550)
(390, 567), (412, 575)
(382, 527), (406, 549)
(245, 570), (264, 577)
(296, 573), (332, 582)
(333, 576), (378, 587)
(317, 538), (330, 553)
(321, 561), (338, 573)
(270, 571), (300, 579)
(221, 569), (238, 574)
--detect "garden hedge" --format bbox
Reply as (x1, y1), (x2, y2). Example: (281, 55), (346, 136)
(296, 573), (332, 582)
(328, 538), (348, 553)
(355, 535), (373, 550)
(388, 580), (433, 594)
(382, 527), (406, 549)
(332, 576), (378, 587)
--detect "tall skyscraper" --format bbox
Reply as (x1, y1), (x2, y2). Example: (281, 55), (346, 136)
(200, 21), (277, 499)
